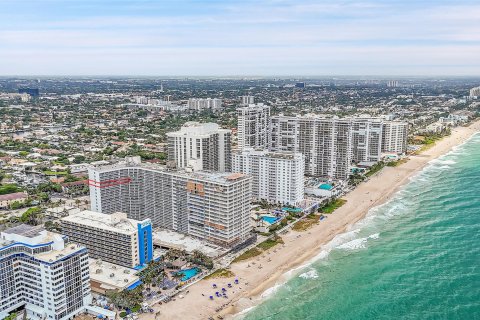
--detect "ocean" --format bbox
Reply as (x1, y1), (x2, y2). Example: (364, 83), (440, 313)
(241, 133), (480, 320)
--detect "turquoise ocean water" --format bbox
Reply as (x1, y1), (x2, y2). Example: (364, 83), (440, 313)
(242, 133), (480, 320)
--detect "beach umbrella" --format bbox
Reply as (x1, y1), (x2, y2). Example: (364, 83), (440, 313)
(209, 296), (213, 300)
(222, 288), (226, 291)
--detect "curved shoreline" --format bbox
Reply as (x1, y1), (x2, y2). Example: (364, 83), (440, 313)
(148, 120), (480, 320)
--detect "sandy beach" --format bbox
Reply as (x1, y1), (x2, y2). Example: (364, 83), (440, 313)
(147, 120), (480, 320)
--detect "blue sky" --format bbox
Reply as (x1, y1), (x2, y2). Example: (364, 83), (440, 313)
(0, 0), (479, 76)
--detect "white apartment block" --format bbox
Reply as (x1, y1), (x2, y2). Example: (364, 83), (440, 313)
(60, 211), (153, 268)
(237, 103), (271, 149)
(382, 121), (409, 154)
(270, 115), (353, 180)
(167, 122), (231, 172)
(88, 163), (252, 247)
(239, 95), (255, 106)
(187, 98), (222, 110)
(350, 117), (383, 163)
(0, 225), (91, 320)
(469, 86), (480, 97)
(232, 148), (304, 205)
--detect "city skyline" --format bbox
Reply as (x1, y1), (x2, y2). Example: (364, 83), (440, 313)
(1, 0), (479, 76)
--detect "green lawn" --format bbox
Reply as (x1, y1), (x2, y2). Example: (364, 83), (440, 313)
(257, 237), (284, 250)
(43, 171), (69, 176)
(365, 162), (385, 177)
(232, 248), (262, 263)
(292, 214), (321, 231)
(204, 268), (235, 280)
(233, 236), (284, 263)
(386, 158), (409, 167)
(0, 184), (22, 195)
(320, 199), (347, 214)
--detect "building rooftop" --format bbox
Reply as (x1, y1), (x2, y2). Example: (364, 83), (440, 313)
(1, 224), (86, 263)
(166, 122), (231, 137)
(0, 192), (27, 201)
(153, 229), (226, 258)
(61, 210), (144, 235)
(3, 224), (44, 238)
(90, 161), (252, 185)
(89, 259), (139, 292)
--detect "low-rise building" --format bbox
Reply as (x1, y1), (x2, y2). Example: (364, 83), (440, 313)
(0, 192), (28, 208)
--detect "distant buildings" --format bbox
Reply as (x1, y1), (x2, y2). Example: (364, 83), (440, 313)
(88, 162), (252, 247)
(0, 225), (91, 320)
(295, 82), (306, 88)
(18, 88), (39, 97)
(387, 81), (398, 88)
(167, 122), (232, 172)
(469, 86), (480, 97)
(61, 210), (153, 268)
(239, 95), (255, 106)
(232, 148), (304, 205)
(237, 103), (271, 150)
(187, 98), (222, 110)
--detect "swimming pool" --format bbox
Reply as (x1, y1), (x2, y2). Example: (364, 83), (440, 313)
(261, 216), (280, 224)
(177, 267), (200, 281)
(319, 183), (333, 190)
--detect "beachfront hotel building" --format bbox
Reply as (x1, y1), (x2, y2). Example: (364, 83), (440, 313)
(60, 211), (153, 268)
(270, 115), (353, 180)
(167, 122), (232, 172)
(232, 148), (305, 205)
(381, 121), (409, 154)
(350, 117), (383, 163)
(237, 103), (271, 150)
(88, 162), (252, 247)
(0, 225), (91, 320)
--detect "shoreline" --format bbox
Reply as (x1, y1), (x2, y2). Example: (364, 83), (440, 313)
(148, 120), (480, 320)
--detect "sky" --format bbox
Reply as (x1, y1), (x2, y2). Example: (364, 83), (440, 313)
(0, 0), (479, 76)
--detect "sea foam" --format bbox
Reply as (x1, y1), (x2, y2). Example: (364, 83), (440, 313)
(299, 269), (319, 279)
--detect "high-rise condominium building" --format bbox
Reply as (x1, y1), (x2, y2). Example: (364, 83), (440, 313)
(167, 122), (232, 172)
(469, 86), (480, 97)
(270, 115), (353, 180)
(237, 103), (271, 150)
(232, 148), (304, 205)
(61, 211), (153, 268)
(187, 98), (222, 110)
(350, 117), (383, 163)
(239, 95), (255, 106)
(0, 225), (91, 320)
(382, 121), (409, 154)
(88, 162), (252, 247)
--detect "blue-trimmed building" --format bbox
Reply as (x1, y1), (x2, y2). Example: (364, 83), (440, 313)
(61, 210), (153, 268)
(0, 224), (92, 320)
